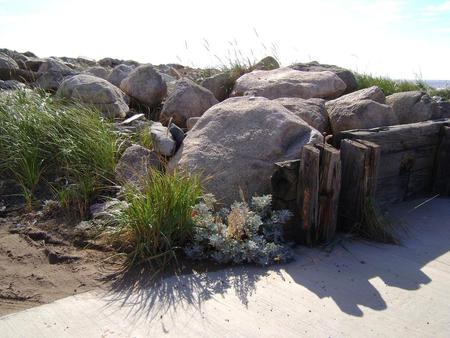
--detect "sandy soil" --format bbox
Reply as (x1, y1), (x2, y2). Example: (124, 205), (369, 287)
(0, 212), (123, 316)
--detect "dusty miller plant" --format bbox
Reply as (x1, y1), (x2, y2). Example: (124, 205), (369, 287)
(185, 194), (294, 266)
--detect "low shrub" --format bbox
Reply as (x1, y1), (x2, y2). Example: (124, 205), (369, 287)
(185, 194), (294, 266)
(0, 90), (121, 215)
(114, 169), (202, 268)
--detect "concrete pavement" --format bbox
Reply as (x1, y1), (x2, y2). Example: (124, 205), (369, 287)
(1, 198), (450, 337)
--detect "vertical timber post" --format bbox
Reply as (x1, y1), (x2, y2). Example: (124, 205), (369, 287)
(315, 143), (341, 243)
(433, 126), (450, 196)
(296, 145), (320, 245)
(338, 139), (380, 231)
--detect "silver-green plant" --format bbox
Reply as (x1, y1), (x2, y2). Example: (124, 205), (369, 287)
(185, 194), (294, 266)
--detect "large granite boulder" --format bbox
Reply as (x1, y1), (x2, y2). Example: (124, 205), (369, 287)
(57, 74), (129, 118)
(327, 85), (385, 105)
(272, 97), (329, 133)
(107, 64), (135, 87)
(328, 100), (397, 134)
(254, 56), (280, 70)
(431, 97), (450, 119)
(326, 86), (397, 133)
(0, 80), (27, 91)
(290, 61), (358, 93)
(201, 72), (234, 101)
(0, 53), (19, 70)
(160, 78), (218, 128)
(119, 64), (167, 106)
(84, 66), (111, 80)
(35, 58), (77, 91)
(231, 67), (346, 100)
(386, 91), (433, 124)
(170, 96), (322, 205)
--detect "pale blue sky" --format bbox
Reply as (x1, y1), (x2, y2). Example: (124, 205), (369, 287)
(1, 0), (449, 79)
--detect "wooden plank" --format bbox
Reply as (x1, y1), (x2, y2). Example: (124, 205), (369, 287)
(296, 145), (320, 245)
(271, 160), (300, 240)
(433, 126), (450, 195)
(315, 143), (341, 243)
(338, 139), (380, 231)
(377, 145), (438, 179)
(334, 119), (450, 154)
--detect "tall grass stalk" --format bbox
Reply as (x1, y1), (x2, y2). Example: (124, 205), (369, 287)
(116, 169), (202, 269)
(0, 90), (120, 216)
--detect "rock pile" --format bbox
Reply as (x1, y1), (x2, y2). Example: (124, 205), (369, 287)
(1, 47), (449, 206)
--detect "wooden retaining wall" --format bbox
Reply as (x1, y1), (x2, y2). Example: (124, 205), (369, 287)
(272, 118), (450, 245)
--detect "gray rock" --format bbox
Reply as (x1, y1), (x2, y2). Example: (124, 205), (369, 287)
(57, 74), (129, 118)
(0, 53), (19, 70)
(186, 117), (200, 130)
(38, 58), (73, 74)
(386, 91), (433, 124)
(431, 97), (450, 119)
(115, 144), (161, 185)
(120, 64), (167, 106)
(254, 56), (280, 70)
(24, 58), (45, 72)
(160, 78), (218, 128)
(169, 123), (185, 151)
(328, 99), (398, 133)
(170, 96), (322, 205)
(290, 61), (358, 93)
(107, 64), (135, 87)
(150, 122), (176, 156)
(84, 66), (111, 80)
(201, 72), (234, 101)
(0, 80), (27, 91)
(231, 67), (346, 100)
(35, 58), (77, 91)
(327, 86), (386, 105)
(273, 97), (329, 133)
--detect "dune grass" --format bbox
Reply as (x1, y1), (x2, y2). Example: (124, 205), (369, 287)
(355, 73), (450, 100)
(0, 90), (121, 216)
(355, 73), (428, 96)
(114, 169), (202, 269)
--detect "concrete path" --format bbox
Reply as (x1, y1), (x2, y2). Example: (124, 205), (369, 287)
(1, 198), (450, 337)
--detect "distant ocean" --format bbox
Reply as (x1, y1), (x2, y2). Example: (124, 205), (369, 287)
(424, 80), (450, 89)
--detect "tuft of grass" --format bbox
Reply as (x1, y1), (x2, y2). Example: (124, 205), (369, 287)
(358, 198), (400, 244)
(114, 169), (202, 269)
(0, 90), (121, 215)
(355, 73), (427, 96)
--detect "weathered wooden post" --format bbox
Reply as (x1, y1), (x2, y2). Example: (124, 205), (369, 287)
(433, 126), (450, 196)
(296, 145), (320, 245)
(338, 139), (380, 231)
(316, 143), (341, 243)
(271, 159), (301, 240)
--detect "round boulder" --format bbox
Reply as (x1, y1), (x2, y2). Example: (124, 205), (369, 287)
(170, 96), (322, 205)
(0, 53), (19, 70)
(386, 91), (433, 124)
(120, 64), (167, 106)
(57, 74), (129, 118)
(272, 97), (329, 133)
(107, 64), (135, 87)
(231, 67), (346, 100)
(160, 78), (218, 128)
